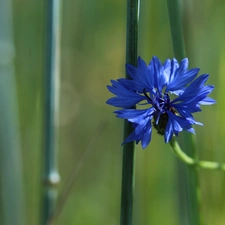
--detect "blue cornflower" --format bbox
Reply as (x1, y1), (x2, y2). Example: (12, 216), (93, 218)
(106, 56), (215, 149)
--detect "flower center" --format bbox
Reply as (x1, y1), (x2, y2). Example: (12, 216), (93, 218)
(143, 89), (176, 135)
(153, 113), (168, 135)
(155, 92), (170, 112)
(143, 88), (170, 112)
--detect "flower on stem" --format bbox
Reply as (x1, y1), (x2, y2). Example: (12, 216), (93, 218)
(106, 56), (216, 149)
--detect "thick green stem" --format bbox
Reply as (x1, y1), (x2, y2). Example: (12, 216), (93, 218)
(167, 0), (203, 225)
(120, 140), (136, 225)
(42, 0), (61, 224)
(120, 0), (139, 225)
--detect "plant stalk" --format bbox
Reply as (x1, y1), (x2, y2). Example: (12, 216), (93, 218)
(120, 0), (139, 225)
(42, 0), (61, 224)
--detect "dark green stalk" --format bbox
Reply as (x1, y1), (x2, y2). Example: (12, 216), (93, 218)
(0, 1), (26, 225)
(167, 1), (203, 225)
(120, 1), (139, 225)
(42, 0), (61, 224)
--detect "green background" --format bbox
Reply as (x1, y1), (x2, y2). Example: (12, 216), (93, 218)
(12, 0), (225, 224)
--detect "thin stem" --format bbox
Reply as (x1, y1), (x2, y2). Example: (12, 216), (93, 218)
(167, 0), (203, 225)
(170, 137), (225, 171)
(120, 0), (139, 225)
(42, 0), (61, 224)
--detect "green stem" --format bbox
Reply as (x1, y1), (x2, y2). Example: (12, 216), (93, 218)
(170, 137), (225, 171)
(42, 0), (61, 224)
(120, 0), (139, 225)
(167, 0), (203, 225)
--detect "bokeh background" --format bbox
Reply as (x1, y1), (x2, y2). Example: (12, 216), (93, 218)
(5, 0), (225, 224)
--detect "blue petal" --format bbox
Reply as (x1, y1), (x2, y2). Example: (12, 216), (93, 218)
(116, 108), (154, 148)
(122, 116), (153, 149)
(188, 85), (214, 104)
(199, 97), (216, 105)
(164, 117), (173, 143)
(162, 59), (171, 84)
(178, 85), (215, 107)
(170, 88), (185, 96)
(106, 97), (141, 108)
(172, 101), (202, 114)
(126, 63), (137, 80)
(168, 58), (179, 83)
(151, 56), (165, 92)
(123, 125), (141, 144)
(171, 74), (210, 103)
(138, 57), (154, 89)
(186, 128), (196, 134)
(167, 111), (202, 134)
(125, 57), (155, 93)
(106, 80), (146, 108)
(166, 68), (199, 92)
(175, 58), (189, 75)
(168, 111), (190, 128)
(135, 118), (148, 134)
(141, 123), (152, 148)
(115, 108), (154, 123)
(118, 78), (147, 93)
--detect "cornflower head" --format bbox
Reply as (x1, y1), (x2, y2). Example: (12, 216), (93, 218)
(106, 56), (215, 149)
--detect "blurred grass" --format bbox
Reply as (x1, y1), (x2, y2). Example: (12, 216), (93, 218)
(11, 0), (225, 224)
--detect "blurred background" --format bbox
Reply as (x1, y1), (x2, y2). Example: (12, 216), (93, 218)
(2, 0), (225, 224)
